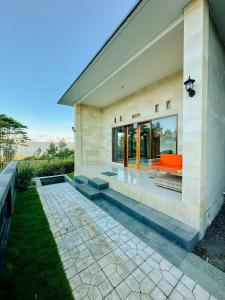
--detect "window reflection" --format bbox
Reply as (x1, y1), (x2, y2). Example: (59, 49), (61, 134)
(128, 125), (137, 165)
(151, 116), (177, 158)
(113, 127), (124, 162)
(140, 122), (150, 166)
(112, 115), (177, 165)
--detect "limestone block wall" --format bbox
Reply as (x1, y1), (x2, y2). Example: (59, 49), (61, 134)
(75, 71), (183, 170)
(75, 104), (103, 170)
(204, 19), (225, 231)
(101, 71), (183, 165)
(182, 0), (209, 236)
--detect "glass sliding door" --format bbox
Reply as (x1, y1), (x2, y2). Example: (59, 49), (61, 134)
(112, 115), (177, 169)
(127, 124), (137, 167)
(113, 127), (125, 163)
(140, 122), (151, 168)
(151, 116), (177, 158)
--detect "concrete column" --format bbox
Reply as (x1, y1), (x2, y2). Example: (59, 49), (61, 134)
(182, 0), (209, 235)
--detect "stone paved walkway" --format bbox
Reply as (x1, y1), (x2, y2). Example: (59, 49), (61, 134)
(37, 182), (217, 300)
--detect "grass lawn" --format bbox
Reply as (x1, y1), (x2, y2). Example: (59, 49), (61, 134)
(67, 172), (74, 180)
(0, 188), (73, 300)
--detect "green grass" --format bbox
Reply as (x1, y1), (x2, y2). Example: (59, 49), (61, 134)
(67, 172), (74, 180)
(0, 188), (74, 300)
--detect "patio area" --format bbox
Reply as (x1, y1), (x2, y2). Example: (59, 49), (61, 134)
(76, 164), (182, 201)
(37, 181), (216, 299)
(75, 164), (189, 228)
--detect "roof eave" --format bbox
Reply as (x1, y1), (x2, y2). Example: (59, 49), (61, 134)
(57, 0), (142, 106)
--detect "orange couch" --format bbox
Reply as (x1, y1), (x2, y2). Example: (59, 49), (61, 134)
(150, 154), (182, 174)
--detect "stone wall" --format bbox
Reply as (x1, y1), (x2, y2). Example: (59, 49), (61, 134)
(75, 104), (103, 169)
(0, 161), (18, 272)
(204, 19), (225, 231)
(182, 0), (209, 236)
(75, 71), (183, 169)
(102, 71), (183, 165)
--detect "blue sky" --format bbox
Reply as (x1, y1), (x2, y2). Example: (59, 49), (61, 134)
(0, 0), (137, 142)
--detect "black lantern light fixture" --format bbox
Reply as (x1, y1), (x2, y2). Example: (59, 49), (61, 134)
(184, 75), (195, 97)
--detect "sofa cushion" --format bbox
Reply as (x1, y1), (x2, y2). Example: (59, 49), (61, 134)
(160, 154), (182, 168)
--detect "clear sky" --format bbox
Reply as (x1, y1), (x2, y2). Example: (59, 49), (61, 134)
(0, 0), (137, 143)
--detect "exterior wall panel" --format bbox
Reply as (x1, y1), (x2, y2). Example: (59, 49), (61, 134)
(205, 19), (225, 231)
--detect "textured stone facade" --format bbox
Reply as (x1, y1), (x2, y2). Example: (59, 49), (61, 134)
(75, 71), (183, 169)
(182, 0), (209, 236)
(205, 19), (225, 232)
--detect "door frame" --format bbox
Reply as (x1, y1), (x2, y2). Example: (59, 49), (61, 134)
(138, 121), (151, 170)
(125, 122), (151, 170)
(125, 124), (139, 169)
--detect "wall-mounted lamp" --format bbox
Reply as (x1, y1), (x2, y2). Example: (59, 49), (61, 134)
(184, 76), (195, 97)
(72, 126), (76, 132)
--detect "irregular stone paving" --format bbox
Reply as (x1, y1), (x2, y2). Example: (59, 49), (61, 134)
(37, 183), (217, 300)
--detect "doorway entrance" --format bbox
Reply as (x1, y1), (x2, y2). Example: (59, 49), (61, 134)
(112, 115), (177, 169)
(126, 122), (151, 170)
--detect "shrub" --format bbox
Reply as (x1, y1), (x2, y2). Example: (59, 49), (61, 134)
(16, 162), (35, 190)
(35, 159), (74, 177)
(15, 159), (74, 190)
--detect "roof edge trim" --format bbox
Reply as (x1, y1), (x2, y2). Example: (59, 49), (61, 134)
(76, 15), (184, 105)
(58, 0), (143, 106)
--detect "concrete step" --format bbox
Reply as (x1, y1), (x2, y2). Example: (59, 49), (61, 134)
(72, 176), (199, 251)
(88, 177), (109, 190)
(75, 176), (89, 184)
(76, 183), (101, 200)
(69, 181), (79, 189)
(101, 189), (199, 251)
(94, 197), (188, 266)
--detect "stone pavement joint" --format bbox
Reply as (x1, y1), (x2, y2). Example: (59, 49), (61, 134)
(37, 182), (217, 300)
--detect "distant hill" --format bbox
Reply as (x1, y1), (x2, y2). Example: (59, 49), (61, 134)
(17, 141), (74, 156)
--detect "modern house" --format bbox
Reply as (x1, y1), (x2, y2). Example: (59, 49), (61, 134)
(58, 0), (225, 239)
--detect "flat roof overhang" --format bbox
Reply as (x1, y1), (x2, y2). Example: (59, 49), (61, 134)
(58, 0), (190, 108)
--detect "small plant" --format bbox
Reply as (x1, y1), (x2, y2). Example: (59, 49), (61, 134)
(16, 162), (35, 190)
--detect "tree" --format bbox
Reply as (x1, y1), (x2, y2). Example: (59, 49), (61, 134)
(57, 138), (69, 159)
(46, 142), (58, 160)
(0, 114), (30, 162)
(3, 146), (16, 162)
(34, 146), (42, 159)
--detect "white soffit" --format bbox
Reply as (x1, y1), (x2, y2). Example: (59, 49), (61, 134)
(82, 22), (183, 107)
(59, 0), (190, 107)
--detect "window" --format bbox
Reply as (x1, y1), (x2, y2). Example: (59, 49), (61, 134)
(166, 100), (171, 110)
(151, 116), (177, 158)
(127, 124), (137, 165)
(113, 127), (125, 163)
(155, 104), (159, 112)
(132, 113), (140, 119)
(140, 122), (151, 167)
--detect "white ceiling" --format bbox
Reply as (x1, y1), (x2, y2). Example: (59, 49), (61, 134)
(58, 0), (189, 107)
(83, 22), (183, 107)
